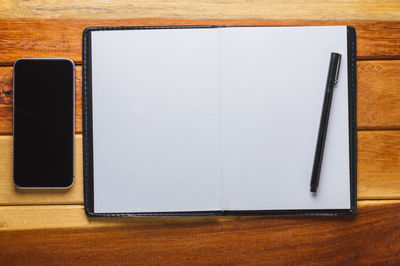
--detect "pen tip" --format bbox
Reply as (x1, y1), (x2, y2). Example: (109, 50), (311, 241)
(310, 186), (317, 193)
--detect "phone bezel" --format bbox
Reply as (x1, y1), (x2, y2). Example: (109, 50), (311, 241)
(13, 58), (75, 189)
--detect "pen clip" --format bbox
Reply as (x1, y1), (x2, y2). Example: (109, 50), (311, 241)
(334, 54), (341, 85)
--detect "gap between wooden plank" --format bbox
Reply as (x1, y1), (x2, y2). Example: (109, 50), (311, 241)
(0, 197), (394, 207)
(358, 128), (400, 131)
(0, 58), (392, 67)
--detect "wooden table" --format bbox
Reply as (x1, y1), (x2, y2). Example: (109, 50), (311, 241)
(1, 1), (400, 264)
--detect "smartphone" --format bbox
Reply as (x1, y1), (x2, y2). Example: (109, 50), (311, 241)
(13, 59), (75, 188)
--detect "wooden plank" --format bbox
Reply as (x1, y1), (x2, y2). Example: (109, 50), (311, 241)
(1, 0), (400, 21)
(1, 131), (400, 205)
(0, 19), (400, 64)
(0, 204), (218, 231)
(0, 66), (82, 134)
(0, 135), (83, 205)
(0, 66), (12, 133)
(1, 61), (400, 134)
(358, 60), (400, 129)
(358, 131), (400, 199)
(0, 200), (399, 264)
(0, 200), (396, 231)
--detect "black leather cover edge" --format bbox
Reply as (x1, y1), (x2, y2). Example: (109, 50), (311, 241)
(82, 27), (95, 216)
(347, 26), (358, 215)
(82, 25), (357, 217)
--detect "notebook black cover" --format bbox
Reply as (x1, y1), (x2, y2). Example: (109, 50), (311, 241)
(82, 25), (357, 217)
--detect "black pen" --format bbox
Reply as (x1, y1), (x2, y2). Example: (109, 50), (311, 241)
(310, 52), (341, 193)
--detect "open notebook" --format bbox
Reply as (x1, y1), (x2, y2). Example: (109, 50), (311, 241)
(82, 26), (357, 216)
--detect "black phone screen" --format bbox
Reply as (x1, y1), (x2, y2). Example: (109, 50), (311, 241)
(13, 59), (74, 188)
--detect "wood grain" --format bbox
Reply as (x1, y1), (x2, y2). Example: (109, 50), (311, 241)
(0, 135), (83, 205)
(0, 204), (219, 231)
(1, 0), (400, 21)
(0, 200), (395, 231)
(1, 61), (400, 134)
(0, 200), (399, 265)
(358, 61), (400, 129)
(0, 19), (400, 65)
(358, 131), (400, 199)
(1, 130), (400, 205)
(0, 67), (12, 134)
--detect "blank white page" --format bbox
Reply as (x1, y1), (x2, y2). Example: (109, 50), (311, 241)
(90, 26), (352, 214)
(219, 26), (350, 210)
(91, 29), (221, 213)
